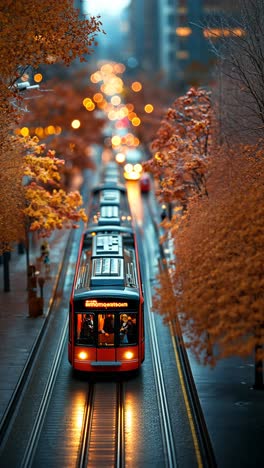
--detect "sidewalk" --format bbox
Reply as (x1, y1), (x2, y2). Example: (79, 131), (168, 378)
(0, 229), (70, 423)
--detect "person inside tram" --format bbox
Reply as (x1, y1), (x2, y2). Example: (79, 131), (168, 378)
(80, 314), (94, 344)
(127, 316), (137, 344)
(120, 314), (129, 344)
(99, 313), (115, 345)
(101, 313), (114, 334)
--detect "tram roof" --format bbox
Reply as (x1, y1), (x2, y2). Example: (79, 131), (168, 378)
(84, 225), (134, 236)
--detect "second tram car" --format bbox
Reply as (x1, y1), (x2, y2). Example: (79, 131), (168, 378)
(68, 225), (145, 372)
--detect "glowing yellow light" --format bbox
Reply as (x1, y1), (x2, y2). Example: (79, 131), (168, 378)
(131, 81), (142, 92)
(144, 104), (154, 113)
(126, 103), (134, 112)
(132, 117), (141, 127)
(108, 110), (117, 121)
(134, 163), (142, 173)
(20, 127), (29, 137)
(124, 163), (133, 173)
(203, 27), (245, 38)
(34, 73), (43, 83)
(114, 63), (126, 74)
(125, 133), (135, 145)
(90, 71), (102, 83)
(128, 112), (137, 121)
(176, 26), (192, 37)
(55, 126), (62, 135)
(119, 106), (128, 118)
(101, 63), (114, 74)
(93, 93), (103, 103)
(85, 102), (95, 111)
(97, 100), (107, 109)
(111, 135), (121, 147)
(154, 152), (162, 161)
(111, 95), (121, 106)
(115, 152), (126, 164)
(83, 97), (92, 106)
(47, 125), (55, 135)
(71, 119), (81, 129)
(34, 127), (44, 138)
(124, 351), (134, 360)
(78, 351), (88, 360)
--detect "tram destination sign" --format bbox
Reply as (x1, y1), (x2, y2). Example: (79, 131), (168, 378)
(84, 299), (128, 309)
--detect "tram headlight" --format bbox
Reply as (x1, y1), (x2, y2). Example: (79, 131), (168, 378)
(78, 351), (88, 360)
(124, 351), (134, 360)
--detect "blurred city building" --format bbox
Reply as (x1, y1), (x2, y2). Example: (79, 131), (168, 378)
(77, 1), (241, 92)
(127, 0), (239, 92)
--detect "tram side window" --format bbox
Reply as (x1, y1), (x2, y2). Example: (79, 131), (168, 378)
(119, 313), (137, 345)
(76, 313), (95, 345)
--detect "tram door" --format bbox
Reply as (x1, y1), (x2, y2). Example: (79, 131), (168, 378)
(97, 313), (116, 362)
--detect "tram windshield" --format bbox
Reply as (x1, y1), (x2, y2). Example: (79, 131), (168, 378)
(75, 312), (138, 346)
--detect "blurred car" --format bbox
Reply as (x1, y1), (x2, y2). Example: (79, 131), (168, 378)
(123, 162), (143, 180)
(123, 148), (143, 181)
(139, 173), (151, 192)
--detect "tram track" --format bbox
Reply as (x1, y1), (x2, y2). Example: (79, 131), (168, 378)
(21, 318), (69, 468)
(78, 381), (125, 468)
(139, 225), (178, 468)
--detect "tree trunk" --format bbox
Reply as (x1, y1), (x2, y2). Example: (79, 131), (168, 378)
(25, 226), (31, 290)
(3, 251), (11, 292)
(253, 344), (264, 390)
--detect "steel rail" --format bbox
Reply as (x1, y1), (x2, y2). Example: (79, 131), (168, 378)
(0, 229), (73, 447)
(149, 196), (217, 468)
(78, 382), (125, 468)
(139, 229), (178, 468)
(21, 317), (69, 467)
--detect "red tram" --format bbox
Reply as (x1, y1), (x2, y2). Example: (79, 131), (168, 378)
(68, 226), (145, 372)
(68, 161), (145, 372)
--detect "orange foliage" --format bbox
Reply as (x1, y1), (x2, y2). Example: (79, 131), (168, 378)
(20, 71), (105, 174)
(153, 142), (264, 366)
(23, 137), (87, 237)
(0, 1), (102, 87)
(0, 2), (102, 251)
(143, 87), (213, 209)
(0, 134), (25, 253)
(0, 1), (103, 134)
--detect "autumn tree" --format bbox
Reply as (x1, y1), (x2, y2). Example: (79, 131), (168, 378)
(19, 68), (106, 183)
(0, 1), (103, 252)
(153, 142), (264, 388)
(0, 1), (102, 89)
(23, 137), (87, 236)
(143, 87), (213, 213)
